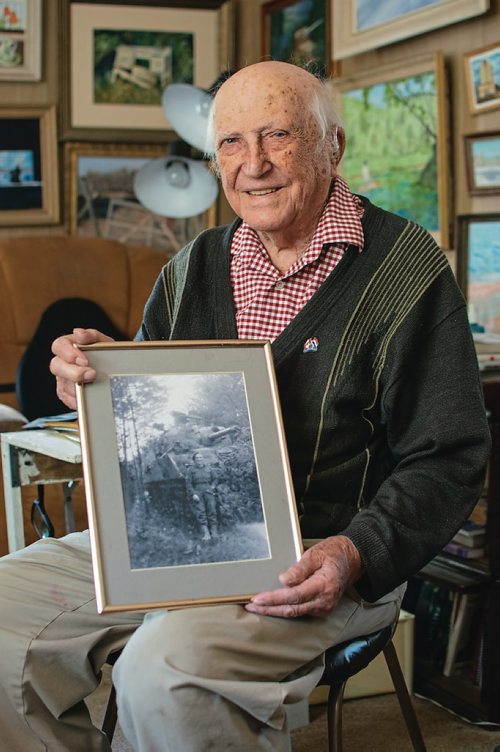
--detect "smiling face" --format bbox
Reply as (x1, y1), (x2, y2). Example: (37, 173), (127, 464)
(213, 62), (339, 247)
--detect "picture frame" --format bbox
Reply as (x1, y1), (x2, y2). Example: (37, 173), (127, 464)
(334, 53), (450, 248)
(61, 1), (232, 141)
(456, 214), (500, 333)
(0, 106), (59, 226)
(64, 142), (217, 256)
(76, 341), (303, 613)
(464, 42), (500, 115)
(0, 0), (42, 81)
(261, 0), (331, 76)
(464, 132), (500, 195)
(332, 0), (489, 61)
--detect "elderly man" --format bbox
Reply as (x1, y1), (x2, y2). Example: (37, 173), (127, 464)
(0, 62), (490, 752)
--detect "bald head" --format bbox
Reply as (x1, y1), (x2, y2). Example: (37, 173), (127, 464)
(207, 61), (342, 157)
(206, 61), (344, 246)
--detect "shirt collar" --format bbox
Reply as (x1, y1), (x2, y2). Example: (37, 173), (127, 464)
(231, 176), (364, 259)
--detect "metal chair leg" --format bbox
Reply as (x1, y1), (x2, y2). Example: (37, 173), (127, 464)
(327, 681), (347, 752)
(102, 683), (118, 743)
(383, 639), (427, 752)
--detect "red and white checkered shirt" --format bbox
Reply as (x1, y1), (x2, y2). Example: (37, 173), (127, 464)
(231, 176), (365, 341)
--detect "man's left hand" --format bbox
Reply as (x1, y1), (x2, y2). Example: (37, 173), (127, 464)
(245, 536), (363, 618)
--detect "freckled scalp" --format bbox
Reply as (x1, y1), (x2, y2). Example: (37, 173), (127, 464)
(206, 61), (342, 164)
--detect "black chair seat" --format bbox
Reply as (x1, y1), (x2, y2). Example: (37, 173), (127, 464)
(317, 622), (426, 752)
(321, 624), (393, 685)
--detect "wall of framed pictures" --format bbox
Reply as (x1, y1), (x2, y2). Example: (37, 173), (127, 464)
(0, 0), (234, 239)
(0, 0), (498, 246)
(234, 0), (499, 239)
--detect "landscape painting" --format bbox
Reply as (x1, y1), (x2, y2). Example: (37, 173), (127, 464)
(464, 42), (500, 114)
(0, 116), (41, 211)
(262, 0), (329, 75)
(356, 0), (446, 31)
(465, 132), (500, 194)
(93, 28), (193, 107)
(459, 216), (500, 333)
(333, 0), (489, 60)
(338, 56), (448, 246)
(65, 143), (215, 257)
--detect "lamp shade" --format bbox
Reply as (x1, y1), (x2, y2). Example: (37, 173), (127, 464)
(162, 83), (213, 153)
(133, 156), (218, 218)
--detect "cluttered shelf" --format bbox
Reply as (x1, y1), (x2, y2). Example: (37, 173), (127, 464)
(402, 373), (500, 724)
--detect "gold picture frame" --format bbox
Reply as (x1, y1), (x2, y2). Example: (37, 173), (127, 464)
(0, 0), (42, 81)
(64, 141), (217, 257)
(60, 1), (235, 141)
(332, 0), (489, 61)
(0, 106), (59, 226)
(76, 340), (302, 613)
(464, 42), (500, 115)
(333, 53), (451, 249)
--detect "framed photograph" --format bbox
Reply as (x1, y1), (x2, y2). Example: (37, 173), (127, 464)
(64, 142), (217, 256)
(464, 42), (500, 115)
(261, 0), (331, 76)
(76, 341), (303, 613)
(335, 53), (450, 248)
(332, 0), (489, 60)
(66, 3), (221, 134)
(0, 106), (59, 226)
(0, 0), (41, 81)
(457, 214), (500, 333)
(464, 132), (500, 195)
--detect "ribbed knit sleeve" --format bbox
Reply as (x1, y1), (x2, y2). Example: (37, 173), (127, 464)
(342, 266), (491, 600)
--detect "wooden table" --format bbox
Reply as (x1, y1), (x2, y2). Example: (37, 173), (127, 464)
(1, 430), (83, 552)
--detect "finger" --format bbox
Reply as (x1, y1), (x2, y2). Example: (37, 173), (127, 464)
(249, 578), (321, 609)
(279, 549), (322, 587)
(72, 328), (114, 345)
(245, 597), (327, 618)
(49, 355), (96, 384)
(55, 379), (78, 411)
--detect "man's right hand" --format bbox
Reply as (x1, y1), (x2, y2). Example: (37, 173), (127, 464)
(50, 328), (114, 410)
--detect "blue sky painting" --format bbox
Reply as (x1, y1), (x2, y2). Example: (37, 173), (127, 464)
(356, 0), (447, 31)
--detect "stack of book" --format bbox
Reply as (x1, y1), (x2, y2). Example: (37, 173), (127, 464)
(473, 332), (500, 371)
(443, 520), (486, 560)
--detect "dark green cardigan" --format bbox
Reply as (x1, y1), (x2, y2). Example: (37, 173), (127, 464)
(137, 198), (491, 601)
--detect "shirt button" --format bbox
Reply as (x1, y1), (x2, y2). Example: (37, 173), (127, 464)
(276, 280), (285, 290)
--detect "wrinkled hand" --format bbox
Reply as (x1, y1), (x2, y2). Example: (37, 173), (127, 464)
(50, 328), (114, 410)
(245, 536), (364, 618)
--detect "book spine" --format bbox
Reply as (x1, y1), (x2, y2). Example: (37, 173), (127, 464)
(443, 542), (483, 559)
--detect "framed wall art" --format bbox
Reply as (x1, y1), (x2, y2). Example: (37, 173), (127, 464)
(464, 132), (500, 195)
(64, 142), (217, 257)
(464, 42), (500, 115)
(456, 214), (500, 333)
(332, 0), (489, 60)
(0, 0), (41, 81)
(261, 0), (330, 76)
(335, 53), (450, 248)
(64, 2), (222, 137)
(0, 106), (59, 226)
(76, 341), (302, 613)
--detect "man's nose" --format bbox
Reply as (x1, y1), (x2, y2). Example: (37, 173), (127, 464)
(244, 142), (271, 177)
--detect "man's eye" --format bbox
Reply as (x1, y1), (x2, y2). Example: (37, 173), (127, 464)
(221, 137), (238, 146)
(271, 131), (287, 138)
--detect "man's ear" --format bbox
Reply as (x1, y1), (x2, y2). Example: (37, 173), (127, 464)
(332, 127), (346, 169)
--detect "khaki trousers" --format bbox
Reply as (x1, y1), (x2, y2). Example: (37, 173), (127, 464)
(0, 531), (404, 752)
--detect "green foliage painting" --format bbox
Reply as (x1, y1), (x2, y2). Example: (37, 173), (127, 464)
(93, 29), (194, 106)
(341, 71), (439, 235)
